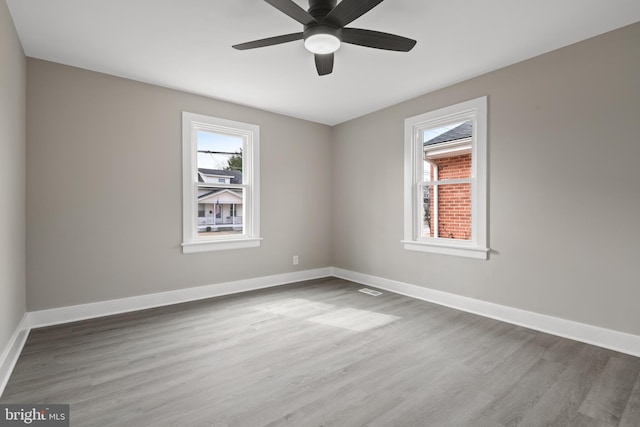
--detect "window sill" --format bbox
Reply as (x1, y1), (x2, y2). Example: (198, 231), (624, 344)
(182, 237), (262, 253)
(402, 240), (489, 260)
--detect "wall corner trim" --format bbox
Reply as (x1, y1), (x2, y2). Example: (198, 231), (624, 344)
(331, 267), (640, 358)
(0, 314), (30, 397)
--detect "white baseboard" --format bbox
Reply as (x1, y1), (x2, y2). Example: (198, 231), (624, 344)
(332, 267), (640, 358)
(29, 268), (332, 329)
(0, 314), (30, 397)
(2, 268), (331, 397)
(4, 266), (639, 399)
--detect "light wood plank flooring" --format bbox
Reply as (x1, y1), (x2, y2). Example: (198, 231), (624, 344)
(2, 277), (640, 426)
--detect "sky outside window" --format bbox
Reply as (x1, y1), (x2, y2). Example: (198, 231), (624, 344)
(197, 130), (243, 170)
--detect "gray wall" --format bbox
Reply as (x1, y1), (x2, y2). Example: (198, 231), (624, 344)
(26, 59), (332, 310)
(22, 21), (640, 338)
(331, 23), (640, 335)
(0, 0), (26, 349)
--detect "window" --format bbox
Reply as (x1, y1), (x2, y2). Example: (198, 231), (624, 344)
(403, 96), (488, 259)
(182, 112), (260, 253)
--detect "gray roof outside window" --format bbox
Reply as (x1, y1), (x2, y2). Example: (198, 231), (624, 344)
(424, 120), (472, 146)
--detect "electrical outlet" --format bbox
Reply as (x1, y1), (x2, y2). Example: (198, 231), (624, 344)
(293, 255), (299, 265)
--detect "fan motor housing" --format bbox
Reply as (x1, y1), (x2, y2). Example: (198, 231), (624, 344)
(308, 0), (337, 18)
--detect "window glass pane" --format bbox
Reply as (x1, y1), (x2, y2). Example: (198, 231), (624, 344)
(196, 130), (244, 183)
(420, 119), (473, 240)
(423, 120), (472, 181)
(421, 186), (432, 237)
(422, 183), (471, 240)
(197, 187), (244, 237)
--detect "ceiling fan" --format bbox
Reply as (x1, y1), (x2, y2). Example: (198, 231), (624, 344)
(232, 0), (417, 76)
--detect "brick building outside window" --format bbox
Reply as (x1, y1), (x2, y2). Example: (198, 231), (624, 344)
(423, 120), (472, 240)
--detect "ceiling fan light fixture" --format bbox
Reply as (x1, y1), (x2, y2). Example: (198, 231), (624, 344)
(233, 0), (417, 76)
(304, 33), (341, 54)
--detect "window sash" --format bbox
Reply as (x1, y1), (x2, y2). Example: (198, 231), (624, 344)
(419, 178), (471, 186)
(196, 183), (246, 191)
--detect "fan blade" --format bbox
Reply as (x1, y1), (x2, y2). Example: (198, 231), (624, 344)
(342, 28), (416, 52)
(233, 33), (303, 50)
(265, 0), (317, 25)
(326, 0), (385, 27)
(315, 53), (334, 76)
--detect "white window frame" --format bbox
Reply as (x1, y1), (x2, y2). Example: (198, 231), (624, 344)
(182, 112), (261, 253)
(402, 96), (488, 259)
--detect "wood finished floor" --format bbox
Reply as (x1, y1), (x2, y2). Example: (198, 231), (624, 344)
(2, 277), (640, 427)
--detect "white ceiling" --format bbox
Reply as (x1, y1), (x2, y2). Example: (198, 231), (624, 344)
(7, 0), (640, 125)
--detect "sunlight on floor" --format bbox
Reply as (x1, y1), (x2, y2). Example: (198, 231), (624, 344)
(308, 308), (400, 332)
(252, 298), (400, 332)
(251, 298), (335, 318)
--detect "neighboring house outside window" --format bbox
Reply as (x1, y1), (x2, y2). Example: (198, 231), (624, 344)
(182, 112), (260, 253)
(403, 97), (488, 259)
(197, 169), (242, 228)
(424, 120), (472, 240)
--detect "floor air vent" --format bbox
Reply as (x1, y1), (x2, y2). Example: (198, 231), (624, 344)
(358, 288), (383, 296)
